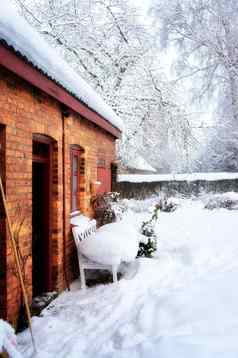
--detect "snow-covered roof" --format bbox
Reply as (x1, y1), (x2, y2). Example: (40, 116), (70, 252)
(118, 172), (238, 183)
(0, 2), (123, 132)
(126, 155), (157, 173)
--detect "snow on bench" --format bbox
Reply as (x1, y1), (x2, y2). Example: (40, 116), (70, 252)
(71, 216), (118, 289)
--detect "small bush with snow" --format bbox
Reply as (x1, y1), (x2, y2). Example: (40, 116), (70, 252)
(204, 192), (238, 210)
(138, 205), (159, 258)
(156, 197), (179, 212)
(122, 195), (179, 214)
(91, 192), (127, 226)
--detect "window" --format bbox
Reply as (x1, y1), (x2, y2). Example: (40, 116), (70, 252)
(71, 146), (81, 212)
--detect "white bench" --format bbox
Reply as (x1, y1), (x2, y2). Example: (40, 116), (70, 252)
(72, 217), (118, 289)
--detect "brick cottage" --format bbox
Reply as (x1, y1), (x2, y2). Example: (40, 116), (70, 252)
(0, 4), (122, 324)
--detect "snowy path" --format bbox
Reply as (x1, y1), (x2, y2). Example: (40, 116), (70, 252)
(18, 198), (238, 357)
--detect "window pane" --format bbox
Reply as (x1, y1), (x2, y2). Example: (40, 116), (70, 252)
(72, 195), (77, 212)
(73, 174), (78, 193)
(71, 148), (81, 211)
(73, 155), (78, 173)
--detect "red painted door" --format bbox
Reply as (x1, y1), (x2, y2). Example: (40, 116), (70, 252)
(97, 167), (111, 194)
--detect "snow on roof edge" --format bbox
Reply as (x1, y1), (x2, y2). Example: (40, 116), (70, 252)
(0, 3), (124, 132)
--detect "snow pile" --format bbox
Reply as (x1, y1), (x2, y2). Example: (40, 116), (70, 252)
(204, 191), (238, 210)
(122, 197), (159, 213)
(18, 196), (238, 357)
(122, 196), (180, 214)
(78, 221), (139, 265)
(0, 3), (123, 132)
(70, 214), (91, 228)
(118, 171), (238, 183)
(0, 319), (22, 358)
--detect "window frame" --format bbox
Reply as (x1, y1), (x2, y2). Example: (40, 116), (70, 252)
(70, 146), (82, 212)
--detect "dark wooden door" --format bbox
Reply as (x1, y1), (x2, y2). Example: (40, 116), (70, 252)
(0, 125), (6, 231)
(0, 125), (6, 318)
(32, 139), (51, 297)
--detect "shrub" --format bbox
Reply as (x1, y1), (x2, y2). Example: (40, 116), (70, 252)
(137, 204), (159, 258)
(91, 192), (126, 227)
(204, 193), (238, 210)
(157, 197), (178, 212)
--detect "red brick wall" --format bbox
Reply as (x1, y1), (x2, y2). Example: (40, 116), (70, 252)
(0, 66), (116, 324)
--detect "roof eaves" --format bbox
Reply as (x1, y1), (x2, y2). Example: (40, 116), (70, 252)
(0, 41), (121, 138)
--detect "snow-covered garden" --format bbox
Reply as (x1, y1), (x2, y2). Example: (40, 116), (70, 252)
(1, 1), (238, 357)
(17, 193), (238, 357)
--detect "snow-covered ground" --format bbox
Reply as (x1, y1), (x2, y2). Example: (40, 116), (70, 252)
(18, 195), (238, 357)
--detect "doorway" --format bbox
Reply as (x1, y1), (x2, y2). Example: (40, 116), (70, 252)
(32, 138), (51, 297)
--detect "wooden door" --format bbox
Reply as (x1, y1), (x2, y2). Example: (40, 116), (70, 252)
(97, 166), (111, 194)
(32, 138), (52, 297)
(0, 125), (6, 318)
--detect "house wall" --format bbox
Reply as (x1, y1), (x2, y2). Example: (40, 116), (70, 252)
(0, 66), (116, 324)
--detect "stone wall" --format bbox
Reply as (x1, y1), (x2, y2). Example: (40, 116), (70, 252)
(116, 179), (238, 199)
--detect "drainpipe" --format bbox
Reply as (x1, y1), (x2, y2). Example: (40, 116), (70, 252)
(61, 105), (70, 291)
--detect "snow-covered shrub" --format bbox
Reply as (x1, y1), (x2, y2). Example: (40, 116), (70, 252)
(204, 192), (238, 210)
(138, 224), (157, 258)
(137, 205), (159, 258)
(122, 195), (179, 214)
(156, 197), (178, 212)
(91, 192), (126, 226)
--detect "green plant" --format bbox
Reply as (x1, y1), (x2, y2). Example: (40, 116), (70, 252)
(137, 205), (159, 258)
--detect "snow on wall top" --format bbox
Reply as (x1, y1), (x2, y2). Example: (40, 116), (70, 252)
(118, 172), (238, 183)
(126, 155), (157, 172)
(0, 2), (123, 132)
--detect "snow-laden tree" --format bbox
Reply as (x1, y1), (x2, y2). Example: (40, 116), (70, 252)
(151, 0), (238, 171)
(116, 51), (194, 172)
(14, 0), (193, 172)
(193, 93), (238, 172)
(15, 0), (149, 98)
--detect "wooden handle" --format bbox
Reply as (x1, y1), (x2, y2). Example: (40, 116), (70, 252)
(0, 175), (36, 352)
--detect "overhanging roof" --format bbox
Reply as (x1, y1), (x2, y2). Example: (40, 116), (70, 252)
(0, 44), (121, 138)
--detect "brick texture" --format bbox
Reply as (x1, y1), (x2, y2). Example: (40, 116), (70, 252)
(0, 66), (116, 324)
